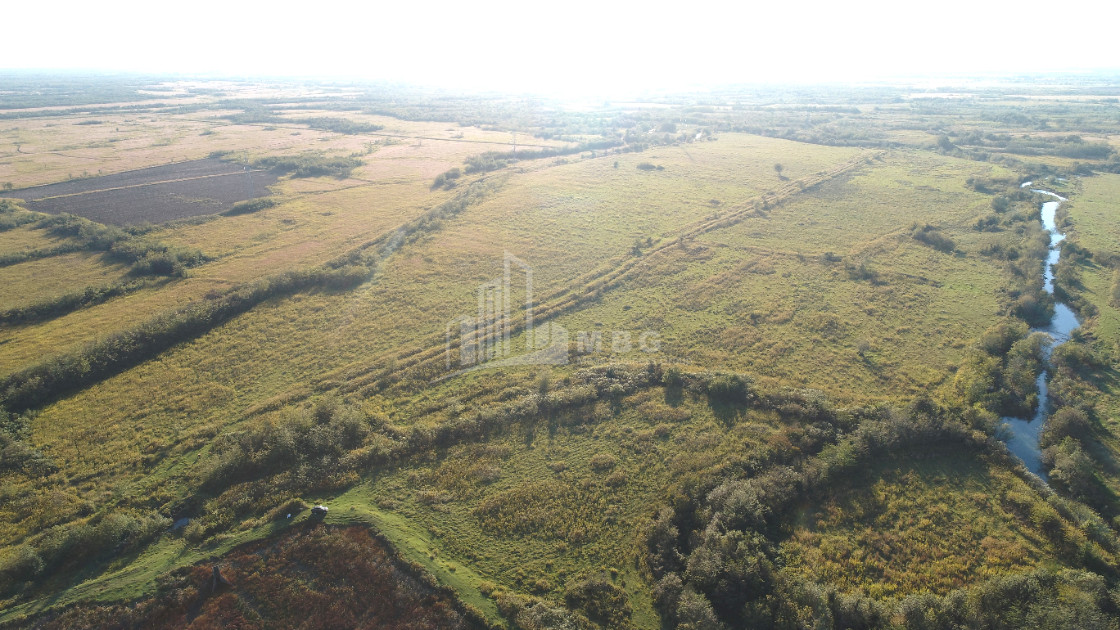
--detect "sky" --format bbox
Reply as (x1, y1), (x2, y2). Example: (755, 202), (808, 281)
(4, 0), (1118, 96)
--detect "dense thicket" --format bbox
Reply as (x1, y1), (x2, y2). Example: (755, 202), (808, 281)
(0, 510), (170, 596)
(951, 320), (1048, 417)
(644, 393), (1120, 629)
(252, 152), (363, 179)
(38, 213), (208, 277)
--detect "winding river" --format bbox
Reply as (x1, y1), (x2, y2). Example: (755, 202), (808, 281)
(1001, 189), (1080, 479)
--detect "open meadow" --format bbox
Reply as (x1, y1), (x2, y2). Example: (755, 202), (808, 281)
(2, 75), (1120, 629)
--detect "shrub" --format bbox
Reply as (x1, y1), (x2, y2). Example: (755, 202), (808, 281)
(431, 168), (461, 190)
(706, 374), (752, 404)
(223, 197), (278, 216)
(2, 510), (170, 594)
(675, 589), (726, 629)
(1011, 292), (1054, 327)
(463, 153), (508, 174)
(1041, 407), (1093, 449)
(41, 213), (126, 248)
(911, 223), (956, 252)
(0, 545), (44, 591)
(0, 434), (56, 476)
(564, 573), (632, 627)
(497, 593), (586, 630)
(34, 213), (207, 277)
(845, 259), (880, 282)
(0, 263), (367, 413)
(1051, 341), (1102, 375)
(0, 202), (40, 232)
(204, 399), (376, 490)
(292, 117), (383, 135)
(664, 366), (684, 388)
(254, 152), (363, 178)
(1044, 438), (1100, 506)
(605, 470), (627, 486)
(589, 453), (618, 471)
(978, 320), (1030, 356)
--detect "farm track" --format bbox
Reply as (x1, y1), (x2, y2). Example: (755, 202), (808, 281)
(2, 144), (102, 162)
(318, 150), (883, 397)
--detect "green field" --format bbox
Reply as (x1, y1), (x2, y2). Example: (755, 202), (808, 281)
(3, 76), (1120, 629)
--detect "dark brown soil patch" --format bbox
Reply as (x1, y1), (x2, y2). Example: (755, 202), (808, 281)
(3, 159), (279, 226)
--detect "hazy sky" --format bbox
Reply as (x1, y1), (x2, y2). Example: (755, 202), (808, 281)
(4, 0), (1117, 95)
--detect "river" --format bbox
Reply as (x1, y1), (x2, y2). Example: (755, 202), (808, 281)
(1001, 190), (1079, 479)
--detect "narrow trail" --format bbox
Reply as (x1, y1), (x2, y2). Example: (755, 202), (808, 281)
(7, 143), (101, 161)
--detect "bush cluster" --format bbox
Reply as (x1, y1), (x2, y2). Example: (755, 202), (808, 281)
(911, 222), (956, 252)
(444, 138), (624, 182)
(645, 389), (1119, 629)
(221, 197), (277, 216)
(1043, 343), (1118, 519)
(0, 242), (84, 267)
(0, 200), (41, 232)
(952, 320), (1047, 417)
(0, 511), (169, 595)
(253, 152), (363, 178)
(39, 213), (208, 277)
(431, 167), (461, 190)
(291, 116), (384, 135)
(202, 396), (380, 493)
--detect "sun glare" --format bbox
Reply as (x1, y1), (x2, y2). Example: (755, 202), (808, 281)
(4, 0), (1120, 94)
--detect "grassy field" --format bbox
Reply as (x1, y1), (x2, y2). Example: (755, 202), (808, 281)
(557, 151), (1022, 401)
(0, 224), (65, 253)
(4, 78), (1120, 629)
(0, 251), (131, 311)
(1065, 175), (1120, 345)
(4, 133), (863, 543)
(781, 451), (1084, 599)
